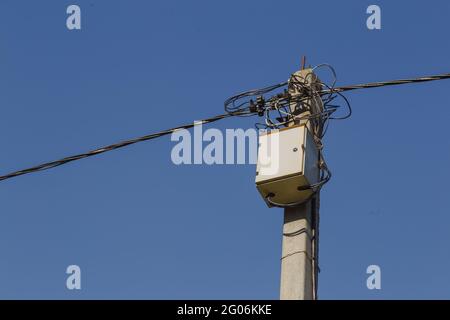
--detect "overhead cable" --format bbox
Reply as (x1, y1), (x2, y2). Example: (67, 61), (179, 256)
(0, 71), (449, 183)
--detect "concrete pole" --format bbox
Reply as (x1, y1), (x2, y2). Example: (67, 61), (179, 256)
(279, 68), (322, 300)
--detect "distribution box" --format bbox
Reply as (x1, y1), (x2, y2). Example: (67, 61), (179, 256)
(255, 124), (319, 207)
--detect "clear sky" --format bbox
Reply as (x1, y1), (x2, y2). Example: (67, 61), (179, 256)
(0, 0), (449, 299)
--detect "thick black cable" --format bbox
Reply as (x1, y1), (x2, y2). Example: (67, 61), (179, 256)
(327, 73), (450, 93)
(0, 72), (449, 183)
(0, 111), (252, 182)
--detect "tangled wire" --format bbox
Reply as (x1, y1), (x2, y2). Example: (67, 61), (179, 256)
(224, 64), (352, 205)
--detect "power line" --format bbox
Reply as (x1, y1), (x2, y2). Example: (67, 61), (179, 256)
(328, 73), (450, 93)
(0, 111), (251, 182)
(0, 72), (449, 183)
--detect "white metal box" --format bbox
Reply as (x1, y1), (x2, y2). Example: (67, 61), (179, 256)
(255, 124), (319, 207)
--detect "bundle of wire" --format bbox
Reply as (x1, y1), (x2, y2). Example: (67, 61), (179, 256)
(224, 64), (352, 206)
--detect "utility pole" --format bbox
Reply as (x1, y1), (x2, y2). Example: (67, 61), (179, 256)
(279, 67), (323, 300)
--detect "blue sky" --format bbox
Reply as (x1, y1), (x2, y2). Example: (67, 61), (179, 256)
(0, 0), (449, 299)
